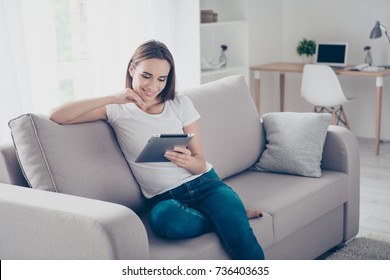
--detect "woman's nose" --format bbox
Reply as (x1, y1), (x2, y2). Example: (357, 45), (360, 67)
(148, 79), (159, 92)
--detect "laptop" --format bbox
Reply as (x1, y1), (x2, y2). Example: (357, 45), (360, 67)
(315, 42), (348, 68)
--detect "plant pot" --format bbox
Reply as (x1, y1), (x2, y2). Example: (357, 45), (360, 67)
(302, 55), (314, 64)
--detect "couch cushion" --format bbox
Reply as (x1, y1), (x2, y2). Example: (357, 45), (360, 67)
(140, 211), (274, 259)
(0, 143), (29, 187)
(182, 75), (264, 179)
(252, 112), (331, 178)
(8, 114), (146, 213)
(224, 169), (348, 243)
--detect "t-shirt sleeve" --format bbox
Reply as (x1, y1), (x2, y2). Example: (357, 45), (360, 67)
(105, 103), (123, 123)
(179, 95), (201, 127)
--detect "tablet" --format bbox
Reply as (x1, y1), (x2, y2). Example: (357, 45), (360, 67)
(135, 134), (195, 163)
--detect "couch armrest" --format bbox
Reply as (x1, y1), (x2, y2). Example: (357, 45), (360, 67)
(0, 143), (28, 187)
(0, 183), (149, 259)
(321, 125), (360, 242)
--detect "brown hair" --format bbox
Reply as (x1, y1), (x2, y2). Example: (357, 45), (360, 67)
(126, 40), (176, 101)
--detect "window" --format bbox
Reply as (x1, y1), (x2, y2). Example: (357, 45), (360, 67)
(1, 0), (198, 144)
(53, 0), (92, 102)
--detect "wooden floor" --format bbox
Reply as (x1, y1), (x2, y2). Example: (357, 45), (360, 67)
(358, 138), (390, 235)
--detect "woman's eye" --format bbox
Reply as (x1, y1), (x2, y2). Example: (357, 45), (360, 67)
(158, 78), (167, 82)
(142, 74), (151, 79)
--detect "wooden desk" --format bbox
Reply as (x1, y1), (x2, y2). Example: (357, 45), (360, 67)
(250, 62), (390, 155)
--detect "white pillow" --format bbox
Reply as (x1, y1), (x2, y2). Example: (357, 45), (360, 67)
(251, 112), (331, 178)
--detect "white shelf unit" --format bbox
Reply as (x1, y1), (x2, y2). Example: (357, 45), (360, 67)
(199, 0), (249, 84)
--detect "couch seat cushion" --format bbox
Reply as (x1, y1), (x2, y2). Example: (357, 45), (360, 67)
(224, 170), (348, 243)
(140, 211), (274, 260)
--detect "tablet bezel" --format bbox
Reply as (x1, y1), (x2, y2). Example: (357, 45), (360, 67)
(135, 134), (195, 163)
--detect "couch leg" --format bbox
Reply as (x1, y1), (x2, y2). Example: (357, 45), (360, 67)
(336, 236), (356, 249)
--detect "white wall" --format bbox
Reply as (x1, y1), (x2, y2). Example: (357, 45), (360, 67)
(247, 0), (283, 111)
(248, 0), (390, 140)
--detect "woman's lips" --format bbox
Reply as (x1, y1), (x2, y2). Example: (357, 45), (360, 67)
(143, 88), (155, 97)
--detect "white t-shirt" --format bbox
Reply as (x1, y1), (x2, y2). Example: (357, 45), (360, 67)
(106, 94), (212, 198)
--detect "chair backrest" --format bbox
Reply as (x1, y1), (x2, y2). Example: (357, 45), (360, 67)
(301, 64), (349, 107)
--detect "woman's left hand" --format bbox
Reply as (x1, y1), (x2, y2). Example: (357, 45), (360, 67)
(164, 146), (192, 168)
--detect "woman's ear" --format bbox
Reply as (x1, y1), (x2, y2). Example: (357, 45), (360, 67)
(129, 63), (135, 77)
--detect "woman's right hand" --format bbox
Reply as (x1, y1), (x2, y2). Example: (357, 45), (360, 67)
(113, 88), (146, 110)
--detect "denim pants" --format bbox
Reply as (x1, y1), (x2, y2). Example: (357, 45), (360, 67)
(149, 168), (265, 260)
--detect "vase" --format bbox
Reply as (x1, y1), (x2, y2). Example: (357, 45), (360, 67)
(302, 55), (313, 64)
(364, 51), (373, 66)
(219, 51), (227, 67)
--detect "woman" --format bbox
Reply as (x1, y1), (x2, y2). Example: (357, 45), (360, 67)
(50, 40), (265, 260)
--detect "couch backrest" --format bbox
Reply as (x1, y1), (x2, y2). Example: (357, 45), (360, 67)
(8, 114), (147, 213)
(182, 75), (264, 179)
(5, 75), (264, 211)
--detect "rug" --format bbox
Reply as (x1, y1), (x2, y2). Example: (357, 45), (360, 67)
(322, 231), (390, 260)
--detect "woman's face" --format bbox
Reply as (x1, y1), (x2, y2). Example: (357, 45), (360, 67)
(129, 58), (170, 104)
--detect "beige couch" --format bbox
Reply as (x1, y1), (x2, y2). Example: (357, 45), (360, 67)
(0, 75), (360, 259)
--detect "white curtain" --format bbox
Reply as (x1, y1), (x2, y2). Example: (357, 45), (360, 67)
(1, 0), (66, 143)
(0, 0), (32, 144)
(0, 0), (199, 144)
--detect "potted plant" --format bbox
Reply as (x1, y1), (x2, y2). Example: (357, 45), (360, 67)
(296, 38), (316, 63)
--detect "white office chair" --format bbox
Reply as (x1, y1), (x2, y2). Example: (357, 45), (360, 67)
(301, 64), (351, 129)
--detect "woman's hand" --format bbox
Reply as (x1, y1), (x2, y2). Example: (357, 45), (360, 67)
(113, 88), (146, 109)
(49, 88), (146, 124)
(164, 146), (193, 168)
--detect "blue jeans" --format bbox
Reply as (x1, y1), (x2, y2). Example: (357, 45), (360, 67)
(149, 168), (265, 260)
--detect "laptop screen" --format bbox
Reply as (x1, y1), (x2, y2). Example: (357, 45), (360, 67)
(316, 42), (348, 67)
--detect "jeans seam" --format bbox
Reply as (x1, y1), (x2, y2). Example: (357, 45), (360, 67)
(197, 205), (236, 258)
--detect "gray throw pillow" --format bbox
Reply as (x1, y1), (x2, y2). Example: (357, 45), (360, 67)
(8, 114), (146, 212)
(251, 112), (331, 178)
